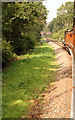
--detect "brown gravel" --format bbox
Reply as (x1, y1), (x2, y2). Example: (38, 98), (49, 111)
(29, 41), (72, 118)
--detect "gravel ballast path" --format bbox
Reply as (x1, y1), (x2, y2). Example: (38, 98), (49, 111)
(39, 42), (72, 118)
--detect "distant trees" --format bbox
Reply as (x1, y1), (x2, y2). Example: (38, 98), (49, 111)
(2, 2), (48, 67)
(48, 2), (73, 40)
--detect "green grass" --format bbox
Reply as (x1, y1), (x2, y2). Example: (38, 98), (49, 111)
(2, 42), (58, 118)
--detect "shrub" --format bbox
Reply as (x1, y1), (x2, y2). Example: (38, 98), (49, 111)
(2, 39), (13, 67)
(13, 33), (36, 55)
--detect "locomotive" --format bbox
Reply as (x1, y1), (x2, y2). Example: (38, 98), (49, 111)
(63, 16), (75, 55)
(63, 0), (75, 55)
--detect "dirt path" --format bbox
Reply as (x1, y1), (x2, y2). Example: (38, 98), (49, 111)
(29, 41), (72, 118)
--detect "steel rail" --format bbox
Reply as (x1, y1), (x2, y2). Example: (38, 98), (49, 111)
(70, 0), (75, 119)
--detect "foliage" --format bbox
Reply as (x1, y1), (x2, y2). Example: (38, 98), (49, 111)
(2, 39), (13, 67)
(2, 2), (48, 66)
(2, 42), (57, 118)
(13, 33), (36, 55)
(48, 2), (73, 41)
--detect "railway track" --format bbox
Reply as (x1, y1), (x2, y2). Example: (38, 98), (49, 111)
(29, 39), (72, 118)
(40, 40), (72, 118)
(46, 38), (63, 47)
(46, 38), (71, 55)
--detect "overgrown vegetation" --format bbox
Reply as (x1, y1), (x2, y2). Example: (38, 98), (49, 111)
(2, 42), (57, 118)
(2, 2), (48, 67)
(48, 2), (73, 41)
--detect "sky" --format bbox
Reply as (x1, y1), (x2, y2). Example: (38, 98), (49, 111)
(43, 0), (74, 23)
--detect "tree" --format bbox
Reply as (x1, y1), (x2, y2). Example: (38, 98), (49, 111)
(2, 2), (48, 66)
(48, 2), (73, 40)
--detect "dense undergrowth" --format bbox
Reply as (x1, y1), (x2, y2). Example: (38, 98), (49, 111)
(2, 2), (48, 67)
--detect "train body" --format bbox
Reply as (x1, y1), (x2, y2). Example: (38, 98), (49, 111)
(64, 27), (75, 54)
(64, 12), (75, 54)
(65, 29), (75, 46)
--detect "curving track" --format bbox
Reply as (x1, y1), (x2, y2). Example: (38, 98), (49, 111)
(39, 41), (72, 118)
(29, 39), (72, 118)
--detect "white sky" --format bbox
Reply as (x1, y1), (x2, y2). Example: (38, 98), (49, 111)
(43, 0), (74, 23)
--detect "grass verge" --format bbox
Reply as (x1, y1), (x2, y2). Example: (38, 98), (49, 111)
(2, 42), (58, 118)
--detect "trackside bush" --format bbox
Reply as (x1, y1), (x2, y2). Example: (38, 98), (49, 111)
(2, 40), (13, 67)
(13, 33), (36, 55)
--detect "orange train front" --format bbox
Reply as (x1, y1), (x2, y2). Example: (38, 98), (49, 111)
(64, 16), (75, 55)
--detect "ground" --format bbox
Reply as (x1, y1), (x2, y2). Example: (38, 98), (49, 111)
(29, 41), (72, 118)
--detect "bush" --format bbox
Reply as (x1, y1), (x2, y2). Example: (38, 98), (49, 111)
(13, 33), (36, 55)
(2, 40), (13, 67)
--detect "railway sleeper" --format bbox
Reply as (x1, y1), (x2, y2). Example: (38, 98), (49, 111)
(63, 45), (71, 55)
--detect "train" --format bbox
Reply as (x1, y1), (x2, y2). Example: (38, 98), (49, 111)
(63, 17), (75, 55)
